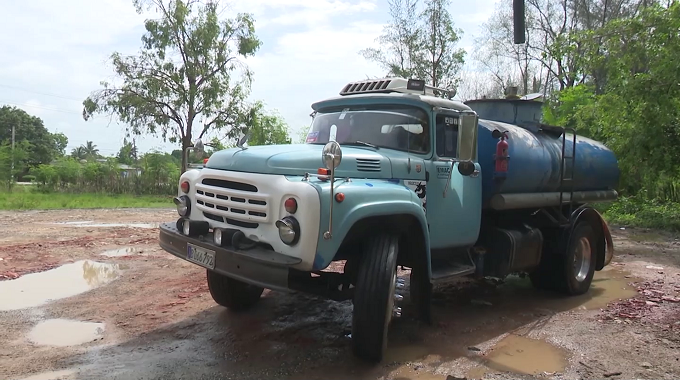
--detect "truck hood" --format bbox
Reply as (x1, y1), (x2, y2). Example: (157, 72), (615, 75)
(205, 144), (393, 178)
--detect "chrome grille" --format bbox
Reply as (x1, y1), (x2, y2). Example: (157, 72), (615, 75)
(195, 178), (270, 225)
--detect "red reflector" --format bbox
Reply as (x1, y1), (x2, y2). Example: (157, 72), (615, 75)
(335, 193), (345, 202)
(180, 181), (190, 193)
(318, 168), (330, 175)
(284, 198), (298, 213)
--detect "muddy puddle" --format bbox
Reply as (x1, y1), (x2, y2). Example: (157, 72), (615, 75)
(0, 260), (122, 311)
(28, 319), (105, 347)
(485, 267), (640, 312)
(100, 247), (144, 257)
(467, 334), (568, 378)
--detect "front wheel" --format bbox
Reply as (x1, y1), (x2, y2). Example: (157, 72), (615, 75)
(206, 270), (264, 311)
(351, 233), (402, 362)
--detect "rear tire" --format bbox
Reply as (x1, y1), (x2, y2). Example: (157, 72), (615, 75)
(351, 233), (400, 363)
(206, 270), (264, 311)
(557, 222), (597, 295)
(530, 222), (597, 295)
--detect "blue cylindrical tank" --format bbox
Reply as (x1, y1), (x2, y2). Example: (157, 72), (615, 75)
(466, 99), (620, 206)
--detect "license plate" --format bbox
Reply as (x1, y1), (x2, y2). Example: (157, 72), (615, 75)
(186, 244), (216, 269)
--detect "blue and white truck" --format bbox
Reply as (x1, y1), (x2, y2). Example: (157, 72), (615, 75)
(159, 77), (619, 362)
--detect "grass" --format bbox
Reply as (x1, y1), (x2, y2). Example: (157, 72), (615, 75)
(599, 196), (680, 232)
(0, 186), (173, 210)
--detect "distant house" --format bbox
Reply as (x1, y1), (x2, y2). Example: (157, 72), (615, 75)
(117, 164), (142, 178)
(94, 159), (142, 178)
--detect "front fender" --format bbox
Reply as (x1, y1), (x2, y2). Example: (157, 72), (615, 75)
(309, 178), (430, 273)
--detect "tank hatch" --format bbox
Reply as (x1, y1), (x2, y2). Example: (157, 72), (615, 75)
(464, 96), (544, 131)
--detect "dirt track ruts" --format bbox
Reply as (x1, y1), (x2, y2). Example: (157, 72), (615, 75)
(0, 209), (679, 380)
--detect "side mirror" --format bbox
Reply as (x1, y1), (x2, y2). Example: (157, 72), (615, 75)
(322, 141), (342, 170)
(457, 161), (475, 176)
(194, 139), (204, 154)
(457, 111), (478, 161)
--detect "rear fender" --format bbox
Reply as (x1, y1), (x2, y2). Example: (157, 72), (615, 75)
(569, 206), (614, 270)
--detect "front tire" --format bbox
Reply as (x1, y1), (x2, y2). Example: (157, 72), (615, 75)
(206, 270), (264, 311)
(351, 233), (400, 362)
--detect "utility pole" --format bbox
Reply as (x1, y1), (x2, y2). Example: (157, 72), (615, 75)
(11, 124), (15, 181)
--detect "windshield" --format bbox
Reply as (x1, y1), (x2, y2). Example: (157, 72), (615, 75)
(305, 104), (430, 153)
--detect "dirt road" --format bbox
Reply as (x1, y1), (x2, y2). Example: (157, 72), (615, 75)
(0, 209), (678, 380)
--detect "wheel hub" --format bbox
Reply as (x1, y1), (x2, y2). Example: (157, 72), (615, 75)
(573, 236), (592, 282)
(385, 273), (405, 326)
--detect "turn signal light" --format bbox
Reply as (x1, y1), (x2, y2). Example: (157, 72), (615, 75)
(318, 168), (330, 181)
(335, 192), (345, 203)
(180, 181), (190, 193)
(284, 197), (298, 214)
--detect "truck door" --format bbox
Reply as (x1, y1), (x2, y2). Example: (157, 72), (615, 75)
(425, 111), (482, 249)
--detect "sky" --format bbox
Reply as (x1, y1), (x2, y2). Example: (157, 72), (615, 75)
(0, 0), (500, 157)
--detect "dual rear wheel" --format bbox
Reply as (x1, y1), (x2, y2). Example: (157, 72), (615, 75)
(530, 221), (598, 295)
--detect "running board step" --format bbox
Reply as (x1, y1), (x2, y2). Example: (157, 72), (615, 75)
(430, 261), (476, 283)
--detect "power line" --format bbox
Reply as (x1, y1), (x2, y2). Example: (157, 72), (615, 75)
(0, 99), (83, 115)
(0, 99), (110, 119)
(0, 84), (83, 101)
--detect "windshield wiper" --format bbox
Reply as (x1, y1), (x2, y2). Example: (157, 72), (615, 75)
(345, 140), (379, 149)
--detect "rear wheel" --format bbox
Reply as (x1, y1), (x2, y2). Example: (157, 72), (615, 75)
(351, 233), (402, 362)
(206, 270), (264, 311)
(530, 222), (597, 295)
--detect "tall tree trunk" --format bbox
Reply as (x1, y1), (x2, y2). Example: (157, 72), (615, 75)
(181, 135), (192, 174)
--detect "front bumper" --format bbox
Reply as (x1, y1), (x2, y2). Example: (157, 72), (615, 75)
(158, 222), (301, 292)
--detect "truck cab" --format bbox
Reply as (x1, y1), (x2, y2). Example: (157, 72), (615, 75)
(159, 77), (617, 363)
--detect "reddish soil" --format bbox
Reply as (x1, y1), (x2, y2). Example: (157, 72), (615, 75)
(0, 209), (678, 380)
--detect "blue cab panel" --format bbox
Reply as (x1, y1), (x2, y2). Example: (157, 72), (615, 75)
(467, 99), (620, 206)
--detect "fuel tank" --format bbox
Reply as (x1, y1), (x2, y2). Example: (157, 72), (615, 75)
(465, 98), (620, 207)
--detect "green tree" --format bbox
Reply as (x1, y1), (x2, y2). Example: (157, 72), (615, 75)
(53, 132), (68, 157)
(83, 141), (100, 159)
(71, 146), (87, 160)
(244, 101), (291, 146)
(117, 138), (138, 165)
(360, 0), (465, 89)
(82, 0), (262, 173)
(0, 106), (68, 166)
(547, 3), (680, 196)
(0, 140), (31, 190)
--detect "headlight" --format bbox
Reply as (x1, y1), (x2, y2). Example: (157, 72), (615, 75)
(182, 218), (191, 235)
(214, 228), (223, 246)
(173, 196), (191, 217)
(181, 219), (210, 237)
(275, 217), (300, 245)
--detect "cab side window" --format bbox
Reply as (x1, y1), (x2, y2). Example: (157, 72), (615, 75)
(436, 114), (458, 158)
